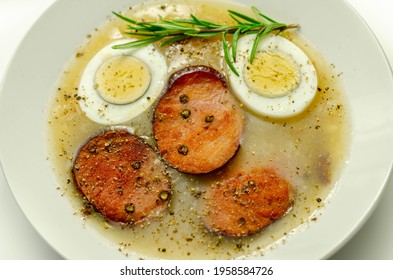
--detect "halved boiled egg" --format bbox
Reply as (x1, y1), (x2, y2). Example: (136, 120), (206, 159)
(78, 39), (167, 124)
(228, 34), (318, 118)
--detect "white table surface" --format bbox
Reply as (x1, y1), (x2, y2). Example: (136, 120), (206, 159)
(0, 0), (392, 260)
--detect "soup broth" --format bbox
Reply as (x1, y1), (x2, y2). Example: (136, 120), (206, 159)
(47, 0), (350, 259)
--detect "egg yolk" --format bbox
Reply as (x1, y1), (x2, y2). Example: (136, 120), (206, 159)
(243, 50), (301, 98)
(94, 55), (151, 104)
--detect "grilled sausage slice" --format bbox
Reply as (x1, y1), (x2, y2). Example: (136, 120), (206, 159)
(201, 168), (293, 237)
(73, 129), (171, 224)
(153, 66), (244, 174)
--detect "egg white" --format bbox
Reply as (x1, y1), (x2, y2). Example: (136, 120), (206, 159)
(78, 39), (167, 125)
(228, 34), (318, 118)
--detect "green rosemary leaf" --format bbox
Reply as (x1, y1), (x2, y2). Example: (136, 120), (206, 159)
(222, 32), (239, 76)
(231, 27), (242, 62)
(172, 18), (197, 25)
(251, 6), (277, 24)
(259, 13), (278, 24)
(238, 24), (260, 33)
(250, 29), (265, 64)
(125, 31), (164, 37)
(264, 22), (287, 35)
(112, 11), (138, 25)
(128, 23), (165, 32)
(228, 10), (260, 24)
(228, 13), (244, 25)
(190, 15), (221, 28)
(158, 17), (200, 31)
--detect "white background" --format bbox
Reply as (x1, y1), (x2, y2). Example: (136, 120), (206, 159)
(0, 0), (392, 260)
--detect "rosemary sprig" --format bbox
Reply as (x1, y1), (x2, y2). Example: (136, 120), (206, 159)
(112, 7), (298, 76)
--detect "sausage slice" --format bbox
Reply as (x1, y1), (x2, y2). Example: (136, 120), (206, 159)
(73, 129), (171, 224)
(201, 168), (293, 237)
(153, 66), (244, 174)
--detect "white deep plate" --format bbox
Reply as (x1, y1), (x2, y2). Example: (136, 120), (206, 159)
(1, 0), (393, 259)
